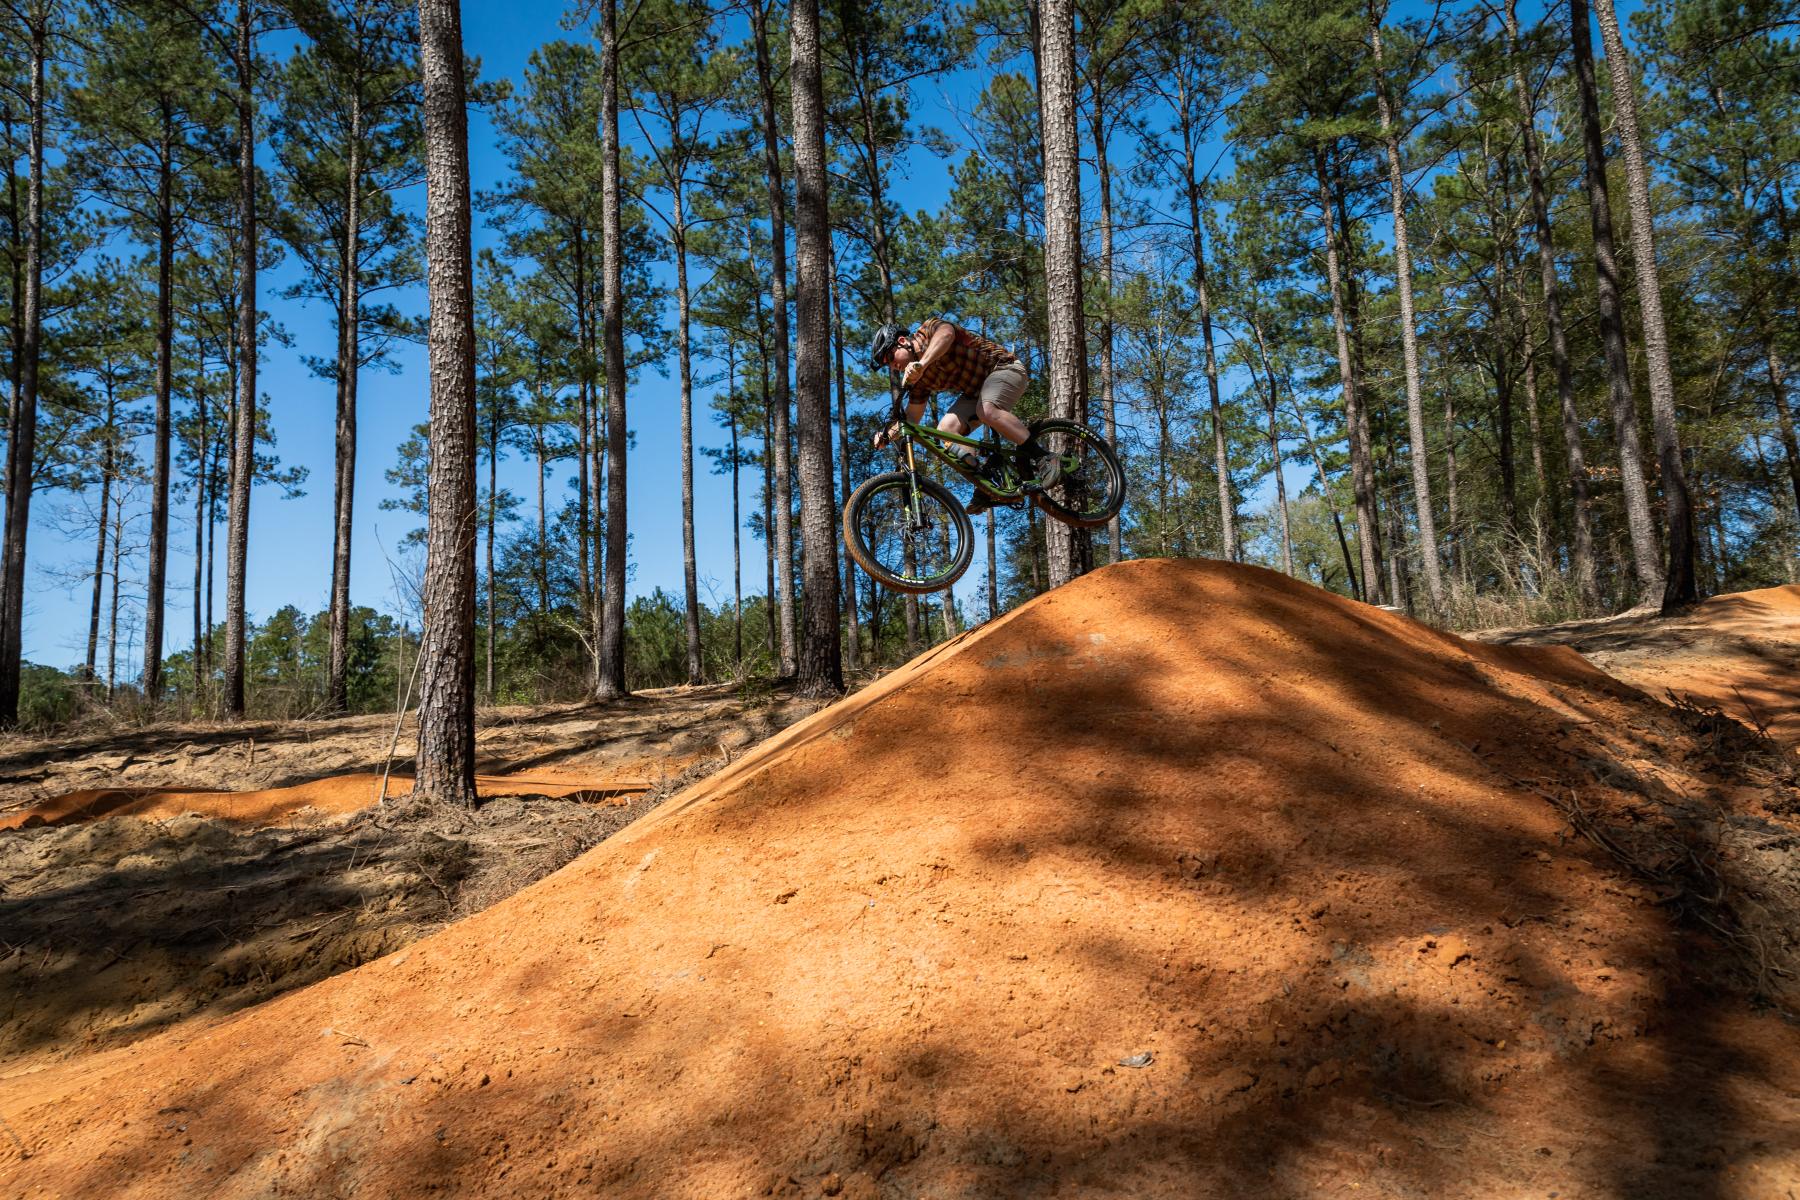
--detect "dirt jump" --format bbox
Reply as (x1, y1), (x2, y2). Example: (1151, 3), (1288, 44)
(4, 559), (1799, 1198)
(1485, 583), (1800, 748)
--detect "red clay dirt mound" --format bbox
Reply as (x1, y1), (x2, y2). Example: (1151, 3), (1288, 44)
(5, 559), (1799, 1198)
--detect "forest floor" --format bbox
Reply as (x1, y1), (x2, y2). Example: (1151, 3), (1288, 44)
(3, 568), (1799, 1197)
(0, 685), (828, 1077)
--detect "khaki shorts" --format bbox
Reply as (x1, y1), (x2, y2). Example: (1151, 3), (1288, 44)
(947, 360), (1028, 427)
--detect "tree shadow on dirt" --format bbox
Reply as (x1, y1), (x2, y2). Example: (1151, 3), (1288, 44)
(9, 563), (1799, 1198)
(0, 794), (659, 1073)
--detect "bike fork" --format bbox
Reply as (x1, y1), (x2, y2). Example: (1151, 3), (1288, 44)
(903, 440), (926, 527)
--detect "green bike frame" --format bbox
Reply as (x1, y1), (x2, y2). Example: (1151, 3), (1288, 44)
(891, 417), (1023, 504)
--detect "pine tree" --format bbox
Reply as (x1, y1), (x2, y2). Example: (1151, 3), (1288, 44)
(271, 0), (423, 712)
(413, 0), (479, 806)
(789, 0), (841, 694)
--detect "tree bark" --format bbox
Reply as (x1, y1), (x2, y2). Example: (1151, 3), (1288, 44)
(413, 0), (479, 806)
(728, 346), (742, 671)
(1249, 315), (1293, 576)
(0, 12), (44, 727)
(143, 116), (176, 706)
(1314, 149), (1382, 602)
(1090, 89), (1120, 563)
(108, 491), (123, 698)
(1506, 0), (1596, 607)
(787, 0), (842, 694)
(1571, 0), (1662, 602)
(1175, 84), (1235, 561)
(1038, 0), (1088, 587)
(595, 0), (629, 699)
(1766, 344), (1800, 527)
(1592, 0), (1697, 609)
(760, 343), (776, 659)
(675, 207), (703, 685)
(223, 1), (258, 719)
(485, 396), (497, 704)
(1368, 12), (1444, 612)
(572, 230), (592, 680)
(750, 0), (796, 675)
(193, 380), (207, 708)
(328, 91), (363, 714)
(830, 246), (861, 668)
(534, 425), (547, 614)
(87, 386), (116, 683)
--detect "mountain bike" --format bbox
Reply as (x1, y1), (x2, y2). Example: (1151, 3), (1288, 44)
(842, 395), (1125, 596)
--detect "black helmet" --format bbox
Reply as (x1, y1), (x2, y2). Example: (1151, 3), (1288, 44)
(868, 321), (909, 370)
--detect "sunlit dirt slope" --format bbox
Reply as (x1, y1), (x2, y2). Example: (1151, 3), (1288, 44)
(5, 559), (1797, 1199)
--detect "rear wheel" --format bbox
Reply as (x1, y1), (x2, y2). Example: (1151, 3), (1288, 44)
(843, 471), (975, 595)
(1026, 419), (1125, 529)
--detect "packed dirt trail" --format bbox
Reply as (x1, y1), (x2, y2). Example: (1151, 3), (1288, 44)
(5, 559), (1799, 1198)
(1484, 583), (1800, 748)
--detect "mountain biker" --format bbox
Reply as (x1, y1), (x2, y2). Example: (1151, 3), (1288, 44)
(869, 317), (1032, 516)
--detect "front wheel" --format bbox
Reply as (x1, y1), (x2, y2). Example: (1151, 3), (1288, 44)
(843, 471), (976, 595)
(1026, 419), (1125, 529)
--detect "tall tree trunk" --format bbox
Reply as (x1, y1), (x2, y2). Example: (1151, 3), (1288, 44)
(1445, 390), (1462, 586)
(223, 1), (258, 719)
(328, 93), (363, 714)
(1038, 0), (1088, 587)
(204, 440), (216, 677)
(2, 106), (19, 540)
(788, 0), (842, 694)
(1765, 343), (1800, 526)
(674, 211), (703, 685)
(1176, 87), (1235, 561)
(572, 230), (592, 679)
(535, 426), (547, 614)
(1314, 148), (1382, 602)
(414, 0), (479, 806)
(193, 380), (207, 708)
(595, 0), (629, 699)
(1156, 380), (1170, 557)
(1254, 326), (1293, 576)
(1291, 399), (1362, 598)
(0, 13), (44, 728)
(1091, 90), (1120, 564)
(760, 351), (776, 660)
(107, 491), (123, 699)
(750, 0), (796, 675)
(1519, 321), (1553, 568)
(87, 387), (115, 683)
(1592, 0), (1697, 609)
(485, 401), (497, 704)
(729, 358), (742, 672)
(830, 247), (861, 667)
(1368, 12), (1445, 611)
(1571, 0), (1662, 602)
(144, 119), (176, 706)
(1506, 0), (1597, 607)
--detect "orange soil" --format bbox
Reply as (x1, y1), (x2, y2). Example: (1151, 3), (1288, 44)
(5, 560), (1798, 1198)
(1660, 585), (1800, 743)
(0, 766), (660, 830)
(1486, 583), (1800, 748)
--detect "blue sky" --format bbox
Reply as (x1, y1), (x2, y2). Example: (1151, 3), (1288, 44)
(17, 0), (1630, 669)
(21, 0), (1047, 669)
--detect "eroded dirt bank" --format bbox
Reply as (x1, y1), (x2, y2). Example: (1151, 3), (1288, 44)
(4, 559), (1796, 1199)
(0, 687), (822, 1079)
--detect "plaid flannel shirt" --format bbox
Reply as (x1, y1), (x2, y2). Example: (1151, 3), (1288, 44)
(905, 318), (1021, 403)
